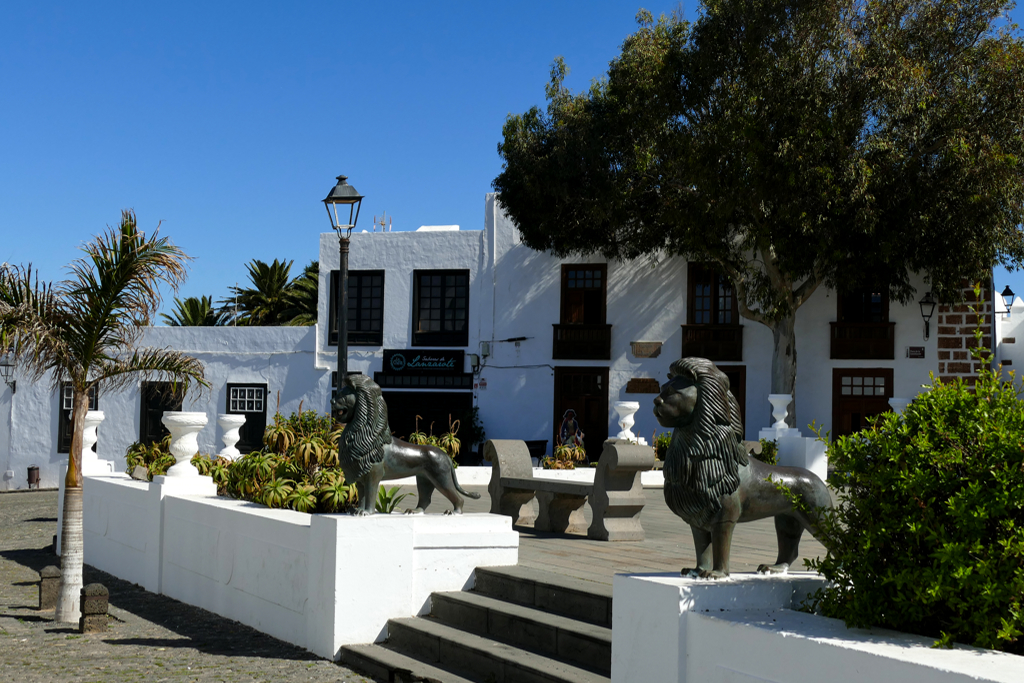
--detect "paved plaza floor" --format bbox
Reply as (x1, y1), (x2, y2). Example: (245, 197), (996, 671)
(0, 484), (827, 682)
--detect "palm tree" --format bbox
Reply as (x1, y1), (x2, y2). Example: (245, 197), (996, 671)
(0, 210), (207, 622)
(221, 258), (294, 326)
(161, 295), (228, 326)
(282, 260), (319, 326)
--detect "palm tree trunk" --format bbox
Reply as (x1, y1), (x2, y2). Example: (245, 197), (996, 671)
(55, 388), (88, 623)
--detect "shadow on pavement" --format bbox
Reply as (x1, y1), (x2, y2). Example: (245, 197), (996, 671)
(1, 546), (323, 662)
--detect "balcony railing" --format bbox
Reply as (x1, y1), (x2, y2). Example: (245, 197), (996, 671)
(830, 322), (895, 360)
(681, 324), (743, 361)
(552, 324), (612, 360)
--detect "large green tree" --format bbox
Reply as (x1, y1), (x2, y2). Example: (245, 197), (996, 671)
(0, 211), (207, 622)
(494, 0), (1024, 424)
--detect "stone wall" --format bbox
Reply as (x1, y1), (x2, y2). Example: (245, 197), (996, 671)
(936, 280), (993, 385)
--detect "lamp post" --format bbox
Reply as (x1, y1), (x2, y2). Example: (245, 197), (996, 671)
(0, 346), (15, 394)
(323, 174), (363, 412)
(1001, 285), (1015, 315)
(918, 291), (937, 341)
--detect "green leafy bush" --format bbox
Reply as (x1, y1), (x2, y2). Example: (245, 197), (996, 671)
(753, 438), (778, 465)
(125, 436), (215, 480)
(653, 431), (671, 460)
(810, 331), (1024, 653)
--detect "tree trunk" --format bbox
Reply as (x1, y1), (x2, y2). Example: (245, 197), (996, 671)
(771, 313), (798, 428)
(55, 387), (88, 623)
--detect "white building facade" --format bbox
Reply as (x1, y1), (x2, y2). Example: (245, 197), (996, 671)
(316, 194), (942, 461)
(0, 193), (960, 489)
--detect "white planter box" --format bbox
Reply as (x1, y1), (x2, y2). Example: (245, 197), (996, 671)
(612, 573), (1023, 683)
(82, 473), (518, 660)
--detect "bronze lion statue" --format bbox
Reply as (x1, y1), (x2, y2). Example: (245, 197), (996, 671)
(653, 357), (832, 578)
(332, 373), (480, 515)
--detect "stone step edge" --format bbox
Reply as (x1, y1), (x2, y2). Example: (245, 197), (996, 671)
(474, 565), (613, 626)
(387, 615), (609, 683)
(431, 590), (612, 674)
(340, 642), (478, 683)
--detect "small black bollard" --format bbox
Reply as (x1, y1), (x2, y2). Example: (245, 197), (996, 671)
(38, 566), (60, 610)
(79, 583), (109, 633)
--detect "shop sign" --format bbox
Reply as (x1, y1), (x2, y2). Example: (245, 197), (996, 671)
(384, 349), (464, 374)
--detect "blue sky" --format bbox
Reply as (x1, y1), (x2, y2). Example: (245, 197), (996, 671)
(2, 1), (1022, 312)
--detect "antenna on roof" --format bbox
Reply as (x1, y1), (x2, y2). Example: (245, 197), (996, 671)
(373, 213), (392, 232)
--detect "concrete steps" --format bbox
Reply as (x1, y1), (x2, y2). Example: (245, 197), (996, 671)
(339, 565), (613, 683)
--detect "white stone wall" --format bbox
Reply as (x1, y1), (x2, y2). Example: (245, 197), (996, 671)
(312, 194), (942, 452)
(82, 473), (518, 659)
(0, 325), (326, 490)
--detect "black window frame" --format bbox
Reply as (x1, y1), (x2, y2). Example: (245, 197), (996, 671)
(139, 381), (184, 446)
(687, 263), (739, 325)
(328, 269), (385, 347)
(559, 264), (608, 325)
(225, 383), (269, 455)
(412, 269), (470, 347)
(57, 383), (99, 454)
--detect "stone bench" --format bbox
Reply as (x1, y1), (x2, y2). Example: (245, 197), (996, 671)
(485, 438), (655, 541)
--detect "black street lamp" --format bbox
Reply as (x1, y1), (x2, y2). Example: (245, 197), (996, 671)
(918, 291), (937, 341)
(0, 346), (15, 394)
(1001, 285), (1015, 314)
(323, 174), (363, 411)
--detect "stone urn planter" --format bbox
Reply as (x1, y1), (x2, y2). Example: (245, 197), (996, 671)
(162, 411), (208, 477)
(613, 401), (641, 441)
(767, 393), (793, 430)
(217, 414), (246, 461)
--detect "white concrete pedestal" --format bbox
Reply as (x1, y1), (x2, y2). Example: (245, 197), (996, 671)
(612, 573), (1024, 683)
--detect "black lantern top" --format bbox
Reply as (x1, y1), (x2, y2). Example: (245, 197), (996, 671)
(323, 175), (364, 235)
(0, 346), (14, 385)
(918, 291), (937, 322)
(1002, 285), (1016, 312)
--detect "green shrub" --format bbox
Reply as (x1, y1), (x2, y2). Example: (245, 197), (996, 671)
(125, 436), (213, 480)
(753, 438), (778, 465)
(653, 431), (671, 460)
(810, 329), (1024, 653)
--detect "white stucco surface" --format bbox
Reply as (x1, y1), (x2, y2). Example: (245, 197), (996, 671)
(1, 325), (326, 490)
(82, 472), (518, 660)
(612, 573), (1023, 683)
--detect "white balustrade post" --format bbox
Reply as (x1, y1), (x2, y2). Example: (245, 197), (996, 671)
(81, 410), (115, 475)
(217, 414), (246, 460)
(767, 394), (792, 430)
(888, 398), (911, 415)
(613, 401), (641, 442)
(162, 411), (208, 477)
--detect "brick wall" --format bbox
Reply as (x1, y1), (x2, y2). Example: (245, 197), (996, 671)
(936, 280), (993, 385)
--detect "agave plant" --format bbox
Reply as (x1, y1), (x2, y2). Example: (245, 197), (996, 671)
(285, 483), (318, 513)
(437, 415), (461, 461)
(375, 485), (412, 514)
(261, 477), (295, 508)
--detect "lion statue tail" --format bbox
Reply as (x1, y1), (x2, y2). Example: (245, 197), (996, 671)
(452, 469), (481, 499)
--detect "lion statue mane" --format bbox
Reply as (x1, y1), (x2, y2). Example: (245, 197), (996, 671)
(655, 357), (832, 578)
(334, 373), (480, 515)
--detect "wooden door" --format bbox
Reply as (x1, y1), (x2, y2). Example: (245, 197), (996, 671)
(832, 368), (893, 438)
(553, 366), (609, 462)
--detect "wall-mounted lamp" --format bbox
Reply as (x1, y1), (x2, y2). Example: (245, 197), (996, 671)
(918, 292), (937, 341)
(0, 346), (16, 394)
(1002, 285), (1015, 314)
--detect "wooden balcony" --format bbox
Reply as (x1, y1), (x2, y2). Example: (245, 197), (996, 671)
(552, 324), (612, 360)
(830, 322), (895, 360)
(680, 324), (744, 361)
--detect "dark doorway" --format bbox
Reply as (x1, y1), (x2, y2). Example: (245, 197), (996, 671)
(380, 390), (473, 445)
(553, 366), (609, 462)
(832, 368), (893, 438)
(139, 382), (184, 446)
(717, 365), (746, 434)
(225, 384), (269, 455)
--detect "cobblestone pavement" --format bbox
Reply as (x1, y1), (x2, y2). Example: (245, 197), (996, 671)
(0, 490), (371, 683)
